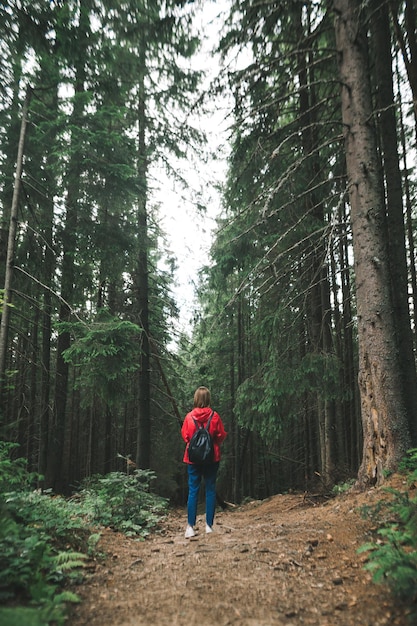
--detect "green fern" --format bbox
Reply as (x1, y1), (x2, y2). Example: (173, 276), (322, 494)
(53, 590), (81, 604)
(359, 476), (417, 609)
(0, 442), (167, 624)
(0, 443), (91, 623)
(52, 550), (87, 570)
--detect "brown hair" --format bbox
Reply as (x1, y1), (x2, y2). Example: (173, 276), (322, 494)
(193, 386), (211, 408)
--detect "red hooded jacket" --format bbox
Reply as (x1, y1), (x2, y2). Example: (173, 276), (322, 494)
(181, 407), (227, 464)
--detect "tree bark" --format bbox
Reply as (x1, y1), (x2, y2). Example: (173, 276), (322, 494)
(135, 38), (151, 470)
(296, 4), (336, 485)
(0, 88), (30, 398)
(38, 78), (59, 482)
(45, 2), (89, 491)
(371, 0), (417, 444)
(334, 0), (411, 485)
(338, 200), (361, 470)
(389, 0), (417, 130)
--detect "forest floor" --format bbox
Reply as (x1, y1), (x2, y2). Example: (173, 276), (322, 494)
(70, 475), (414, 626)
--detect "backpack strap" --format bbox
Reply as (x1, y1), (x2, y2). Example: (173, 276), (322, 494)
(205, 411), (214, 431)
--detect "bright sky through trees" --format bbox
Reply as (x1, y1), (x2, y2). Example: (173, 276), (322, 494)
(156, 0), (231, 333)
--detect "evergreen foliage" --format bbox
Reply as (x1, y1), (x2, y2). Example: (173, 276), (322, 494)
(359, 451), (417, 612)
(60, 313), (142, 406)
(0, 0), (202, 493)
(187, 0), (358, 496)
(0, 442), (168, 622)
(0, 0), (417, 528)
(0, 1), (417, 618)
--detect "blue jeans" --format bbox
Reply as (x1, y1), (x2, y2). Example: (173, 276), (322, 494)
(187, 462), (219, 527)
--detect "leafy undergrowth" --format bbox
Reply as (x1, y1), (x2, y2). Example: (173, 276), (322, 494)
(358, 450), (417, 616)
(0, 442), (168, 626)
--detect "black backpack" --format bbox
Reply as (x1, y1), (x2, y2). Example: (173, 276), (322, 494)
(188, 411), (214, 464)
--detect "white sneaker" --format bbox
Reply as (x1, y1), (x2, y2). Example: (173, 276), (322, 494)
(205, 524), (213, 534)
(185, 525), (195, 538)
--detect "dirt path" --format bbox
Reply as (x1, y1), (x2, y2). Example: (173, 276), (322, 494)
(70, 482), (410, 626)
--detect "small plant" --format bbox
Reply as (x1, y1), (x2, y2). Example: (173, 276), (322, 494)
(0, 441), (37, 492)
(0, 443), (88, 624)
(77, 470), (168, 537)
(0, 442), (168, 624)
(398, 448), (417, 475)
(332, 478), (356, 495)
(359, 457), (417, 615)
(87, 532), (102, 557)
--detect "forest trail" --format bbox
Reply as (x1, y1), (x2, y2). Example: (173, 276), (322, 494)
(70, 479), (410, 626)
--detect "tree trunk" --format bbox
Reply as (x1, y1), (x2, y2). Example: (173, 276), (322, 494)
(38, 86), (59, 481)
(38, 187), (54, 480)
(330, 242), (349, 471)
(27, 307), (39, 470)
(296, 4), (336, 485)
(337, 199), (361, 470)
(389, 0), (417, 130)
(228, 311), (239, 503)
(396, 57), (417, 366)
(135, 39), (151, 470)
(45, 3), (89, 491)
(235, 292), (246, 501)
(334, 0), (411, 486)
(0, 88), (30, 397)
(371, 0), (417, 444)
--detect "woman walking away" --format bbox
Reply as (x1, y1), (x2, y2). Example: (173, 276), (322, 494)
(181, 386), (227, 538)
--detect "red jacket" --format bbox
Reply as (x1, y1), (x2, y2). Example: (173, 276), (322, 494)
(181, 407), (227, 464)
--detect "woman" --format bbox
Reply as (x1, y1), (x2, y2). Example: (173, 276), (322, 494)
(181, 386), (227, 538)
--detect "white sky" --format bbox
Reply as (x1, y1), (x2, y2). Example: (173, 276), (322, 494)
(155, 1), (232, 336)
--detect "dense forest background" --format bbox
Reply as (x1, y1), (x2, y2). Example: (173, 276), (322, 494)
(1, 0), (417, 504)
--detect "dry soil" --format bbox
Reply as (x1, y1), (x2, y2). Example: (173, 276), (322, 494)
(70, 476), (413, 626)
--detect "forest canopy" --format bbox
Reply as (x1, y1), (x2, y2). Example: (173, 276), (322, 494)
(0, 0), (417, 502)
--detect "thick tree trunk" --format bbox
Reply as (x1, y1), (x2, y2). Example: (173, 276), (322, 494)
(371, 0), (417, 444)
(228, 312), (239, 503)
(334, 0), (411, 486)
(235, 293), (247, 501)
(135, 195), (151, 470)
